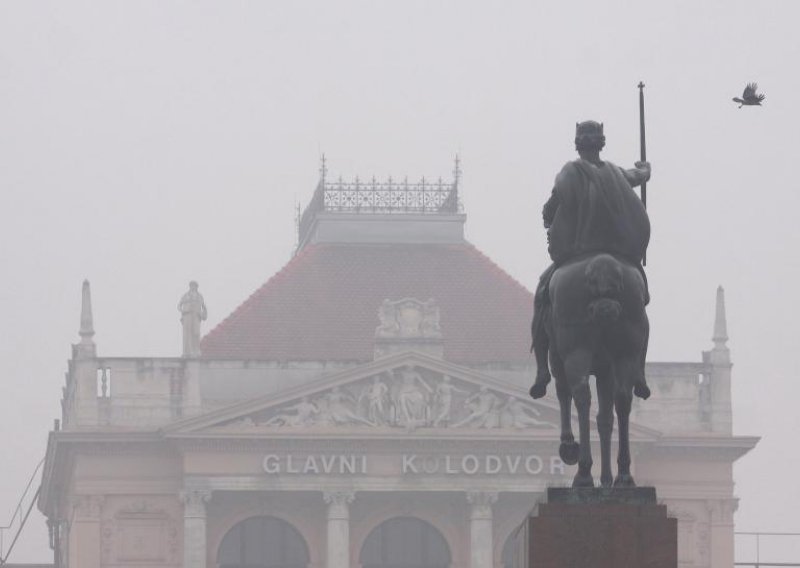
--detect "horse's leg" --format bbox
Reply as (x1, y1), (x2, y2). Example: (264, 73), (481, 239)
(633, 318), (651, 399)
(614, 357), (638, 487)
(595, 365), (615, 487)
(564, 349), (594, 487)
(551, 353), (578, 465)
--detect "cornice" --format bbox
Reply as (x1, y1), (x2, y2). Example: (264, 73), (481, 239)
(642, 435), (759, 461)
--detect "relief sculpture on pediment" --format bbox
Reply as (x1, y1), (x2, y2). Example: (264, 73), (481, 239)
(220, 367), (556, 432)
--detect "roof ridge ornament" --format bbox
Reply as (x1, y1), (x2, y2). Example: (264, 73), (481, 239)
(453, 154), (462, 187)
(319, 153), (328, 185)
(296, 160), (466, 252)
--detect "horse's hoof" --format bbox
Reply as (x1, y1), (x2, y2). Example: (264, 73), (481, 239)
(572, 473), (594, 488)
(559, 441), (580, 465)
(613, 474), (636, 488)
(600, 474), (613, 488)
(634, 383), (651, 400)
(529, 382), (548, 399)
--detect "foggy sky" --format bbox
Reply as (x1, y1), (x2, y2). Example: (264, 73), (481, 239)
(1, 0), (799, 561)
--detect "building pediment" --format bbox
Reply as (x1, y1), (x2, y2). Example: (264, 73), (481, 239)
(163, 352), (661, 441)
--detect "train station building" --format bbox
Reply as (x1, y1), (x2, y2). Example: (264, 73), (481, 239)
(38, 167), (757, 568)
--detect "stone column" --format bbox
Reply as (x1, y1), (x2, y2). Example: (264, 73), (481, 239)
(467, 491), (498, 568)
(180, 489), (212, 568)
(323, 491), (355, 568)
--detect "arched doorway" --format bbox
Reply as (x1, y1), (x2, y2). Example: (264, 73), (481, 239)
(217, 516), (310, 568)
(360, 516), (451, 568)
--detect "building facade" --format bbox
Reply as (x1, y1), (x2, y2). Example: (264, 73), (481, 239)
(39, 168), (757, 568)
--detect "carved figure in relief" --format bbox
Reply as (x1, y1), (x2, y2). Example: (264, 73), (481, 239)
(432, 375), (469, 427)
(264, 396), (319, 427)
(394, 366), (432, 427)
(178, 281), (207, 357)
(375, 298), (442, 338)
(500, 396), (554, 429)
(322, 386), (373, 426)
(397, 301), (424, 336)
(420, 299), (442, 337)
(358, 375), (390, 425)
(376, 300), (402, 337)
(452, 386), (500, 429)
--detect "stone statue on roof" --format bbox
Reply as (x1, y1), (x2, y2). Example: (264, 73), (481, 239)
(178, 281), (207, 357)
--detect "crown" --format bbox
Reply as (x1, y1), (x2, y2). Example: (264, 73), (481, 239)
(575, 121), (604, 137)
(575, 120), (606, 150)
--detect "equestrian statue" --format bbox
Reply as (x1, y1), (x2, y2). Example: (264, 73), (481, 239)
(530, 119), (652, 488)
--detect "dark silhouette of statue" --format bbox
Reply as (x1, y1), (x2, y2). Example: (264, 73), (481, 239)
(529, 121), (653, 487)
(531, 121), (652, 400)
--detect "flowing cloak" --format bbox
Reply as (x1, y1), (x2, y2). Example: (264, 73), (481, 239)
(544, 159), (650, 265)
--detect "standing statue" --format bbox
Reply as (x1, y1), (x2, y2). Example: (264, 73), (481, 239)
(432, 376), (468, 427)
(530, 120), (653, 488)
(359, 375), (391, 425)
(178, 281), (207, 357)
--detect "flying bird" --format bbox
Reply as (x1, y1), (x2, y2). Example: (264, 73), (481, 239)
(732, 83), (766, 108)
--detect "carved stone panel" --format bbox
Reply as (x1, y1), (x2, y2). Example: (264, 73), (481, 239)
(215, 367), (557, 433)
(376, 298), (442, 339)
(101, 499), (180, 566)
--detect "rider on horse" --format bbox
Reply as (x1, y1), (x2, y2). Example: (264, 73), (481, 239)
(530, 120), (652, 400)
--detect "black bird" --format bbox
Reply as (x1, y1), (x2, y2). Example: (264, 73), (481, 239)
(732, 83), (766, 108)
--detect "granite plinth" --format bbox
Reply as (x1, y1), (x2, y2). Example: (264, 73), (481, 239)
(517, 487), (677, 568)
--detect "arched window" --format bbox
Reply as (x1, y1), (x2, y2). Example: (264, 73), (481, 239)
(217, 516), (309, 568)
(360, 516), (451, 568)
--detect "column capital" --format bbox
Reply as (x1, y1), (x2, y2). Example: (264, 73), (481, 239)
(466, 491), (498, 520)
(324, 491), (355, 520)
(323, 490), (355, 507)
(180, 489), (212, 518)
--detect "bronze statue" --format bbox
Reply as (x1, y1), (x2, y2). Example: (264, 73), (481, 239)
(530, 121), (652, 487)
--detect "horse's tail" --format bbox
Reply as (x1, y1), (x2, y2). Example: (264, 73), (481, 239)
(585, 254), (624, 324)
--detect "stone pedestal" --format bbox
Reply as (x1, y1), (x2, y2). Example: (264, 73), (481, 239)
(517, 487), (677, 568)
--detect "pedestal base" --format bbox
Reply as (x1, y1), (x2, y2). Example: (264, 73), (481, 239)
(515, 487), (677, 568)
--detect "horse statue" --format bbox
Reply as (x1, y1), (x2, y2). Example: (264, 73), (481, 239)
(547, 253), (649, 488)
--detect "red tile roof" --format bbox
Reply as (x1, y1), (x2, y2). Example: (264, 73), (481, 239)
(201, 243), (534, 364)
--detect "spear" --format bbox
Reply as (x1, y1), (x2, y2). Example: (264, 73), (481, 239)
(638, 81), (648, 265)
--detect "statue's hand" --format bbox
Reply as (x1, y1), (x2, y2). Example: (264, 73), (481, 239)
(634, 161), (651, 181)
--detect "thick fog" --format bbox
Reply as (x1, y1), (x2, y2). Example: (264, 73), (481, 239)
(1, 0), (799, 562)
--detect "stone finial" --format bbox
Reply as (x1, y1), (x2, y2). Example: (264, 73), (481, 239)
(79, 280), (94, 342)
(75, 280), (96, 359)
(712, 285), (728, 350)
